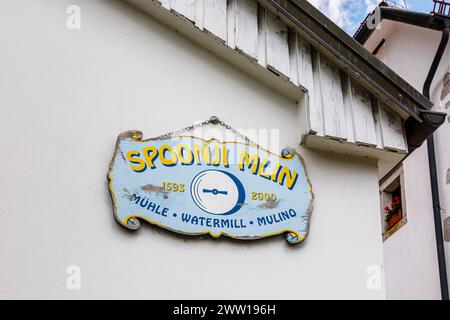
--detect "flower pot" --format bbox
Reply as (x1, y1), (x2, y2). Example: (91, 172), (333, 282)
(387, 211), (402, 230)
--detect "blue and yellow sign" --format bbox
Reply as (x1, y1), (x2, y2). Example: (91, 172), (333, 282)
(108, 131), (314, 244)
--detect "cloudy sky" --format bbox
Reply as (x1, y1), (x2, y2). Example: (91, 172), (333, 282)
(307, 0), (432, 34)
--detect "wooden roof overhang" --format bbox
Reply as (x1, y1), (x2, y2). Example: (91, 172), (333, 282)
(264, 0), (445, 151)
(124, 0), (446, 162)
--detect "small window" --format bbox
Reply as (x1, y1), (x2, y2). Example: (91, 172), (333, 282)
(380, 166), (407, 240)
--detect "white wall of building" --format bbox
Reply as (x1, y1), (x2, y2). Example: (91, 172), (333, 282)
(432, 48), (450, 299)
(365, 20), (450, 299)
(0, 0), (385, 299)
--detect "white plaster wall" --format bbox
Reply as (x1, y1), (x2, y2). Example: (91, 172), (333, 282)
(383, 146), (442, 299)
(432, 56), (450, 297)
(366, 22), (449, 299)
(0, 0), (385, 299)
(379, 23), (442, 91)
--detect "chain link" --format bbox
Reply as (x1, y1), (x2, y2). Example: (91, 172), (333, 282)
(155, 116), (262, 149)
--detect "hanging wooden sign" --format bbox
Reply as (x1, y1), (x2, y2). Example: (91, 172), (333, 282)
(108, 124), (314, 244)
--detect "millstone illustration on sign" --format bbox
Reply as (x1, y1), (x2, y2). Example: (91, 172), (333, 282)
(108, 129), (314, 244)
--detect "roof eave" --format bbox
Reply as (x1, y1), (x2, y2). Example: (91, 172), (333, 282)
(354, 7), (444, 44)
(260, 0), (433, 121)
(353, 5), (450, 151)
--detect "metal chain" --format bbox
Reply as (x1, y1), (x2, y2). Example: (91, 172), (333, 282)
(156, 118), (211, 140)
(217, 119), (262, 149)
(156, 116), (262, 149)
